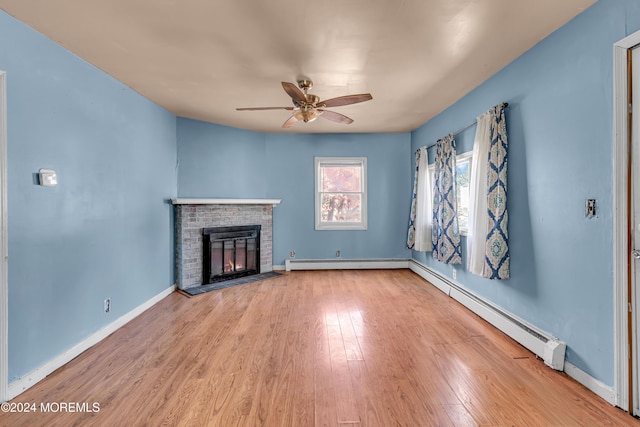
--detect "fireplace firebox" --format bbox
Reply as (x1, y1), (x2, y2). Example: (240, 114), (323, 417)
(202, 225), (261, 284)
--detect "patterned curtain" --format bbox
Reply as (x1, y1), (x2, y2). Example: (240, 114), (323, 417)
(431, 134), (461, 264)
(484, 104), (509, 279)
(407, 147), (432, 251)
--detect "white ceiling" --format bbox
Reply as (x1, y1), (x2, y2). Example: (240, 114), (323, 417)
(0, 0), (596, 133)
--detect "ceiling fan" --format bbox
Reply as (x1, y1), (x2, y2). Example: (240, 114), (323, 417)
(236, 79), (373, 128)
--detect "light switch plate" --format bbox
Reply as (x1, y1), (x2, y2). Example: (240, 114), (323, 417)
(39, 168), (57, 187)
(586, 199), (596, 217)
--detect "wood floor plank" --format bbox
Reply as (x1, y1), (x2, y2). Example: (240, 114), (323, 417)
(0, 269), (638, 426)
(312, 274), (340, 427)
(443, 403), (478, 426)
(325, 304), (361, 424)
(346, 359), (388, 427)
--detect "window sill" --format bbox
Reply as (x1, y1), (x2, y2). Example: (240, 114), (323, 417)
(316, 223), (368, 231)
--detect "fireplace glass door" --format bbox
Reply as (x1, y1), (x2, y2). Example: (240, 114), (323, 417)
(203, 225), (260, 284)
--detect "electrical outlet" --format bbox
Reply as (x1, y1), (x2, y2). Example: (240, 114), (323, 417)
(452, 268), (457, 280)
(336, 250), (341, 258)
(104, 298), (111, 313)
(290, 250), (295, 259)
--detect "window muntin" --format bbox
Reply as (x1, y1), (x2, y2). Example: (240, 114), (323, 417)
(315, 157), (367, 230)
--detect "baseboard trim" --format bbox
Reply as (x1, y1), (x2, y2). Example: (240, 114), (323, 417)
(408, 259), (566, 371)
(284, 258), (410, 271)
(6, 284), (176, 401)
(564, 361), (616, 406)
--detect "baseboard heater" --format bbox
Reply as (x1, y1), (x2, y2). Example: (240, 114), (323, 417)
(409, 260), (566, 371)
(285, 258), (410, 272)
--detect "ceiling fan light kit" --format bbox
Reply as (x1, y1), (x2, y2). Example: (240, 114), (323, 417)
(293, 106), (321, 123)
(236, 79), (372, 128)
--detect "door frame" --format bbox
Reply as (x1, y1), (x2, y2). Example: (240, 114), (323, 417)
(614, 30), (640, 413)
(0, 71), (7, 402)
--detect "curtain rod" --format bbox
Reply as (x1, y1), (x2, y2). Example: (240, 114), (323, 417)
(424, 102), (509, 150)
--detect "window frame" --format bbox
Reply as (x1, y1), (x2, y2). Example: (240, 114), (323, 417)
(315, 157), (368, 231)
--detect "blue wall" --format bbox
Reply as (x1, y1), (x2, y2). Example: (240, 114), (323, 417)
(177, 120), (267, 198)
(411, 0), (640, 387)
(177, 118), (412, 264)
(1, 11), (178, 381)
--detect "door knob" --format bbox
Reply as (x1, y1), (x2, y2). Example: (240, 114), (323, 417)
(633, 249), (640, 259)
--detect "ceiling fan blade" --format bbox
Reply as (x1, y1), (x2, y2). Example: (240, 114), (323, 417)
(317, 109), (354, 125)
(320, 93), (373, 108)
(281, 82), (307, 105)
(282, 115), (299, 128)
(236, 107), (293, 111)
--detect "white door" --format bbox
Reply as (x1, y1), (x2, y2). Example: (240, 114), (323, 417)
(0, 71), (7, 402)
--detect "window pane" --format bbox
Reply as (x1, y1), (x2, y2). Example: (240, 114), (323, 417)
(321, 166), (361, 192)
(321, 193), (362, 222)
(456, 160), (470, 231)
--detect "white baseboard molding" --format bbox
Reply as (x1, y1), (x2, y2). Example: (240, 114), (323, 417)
(272, 264), (286, 271)
(284, 258), (410, 272)
(409, 259), (566, 371)
(6, 284), (176, 401)
(564, 361), (616, 406)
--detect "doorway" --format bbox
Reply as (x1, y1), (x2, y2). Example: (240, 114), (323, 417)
(614, 30), (640, 414)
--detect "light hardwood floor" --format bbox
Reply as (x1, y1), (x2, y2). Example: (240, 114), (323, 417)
(0, 269), (637, 426)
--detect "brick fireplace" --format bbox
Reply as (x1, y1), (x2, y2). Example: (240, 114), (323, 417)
(172, 199), (281, 290)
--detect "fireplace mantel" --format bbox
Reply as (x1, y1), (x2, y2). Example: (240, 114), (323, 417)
(171, 198), (281, 206)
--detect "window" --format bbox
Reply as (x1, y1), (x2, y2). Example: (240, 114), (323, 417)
(428, 151), (471, 235)
(315, 157), (367, 230)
